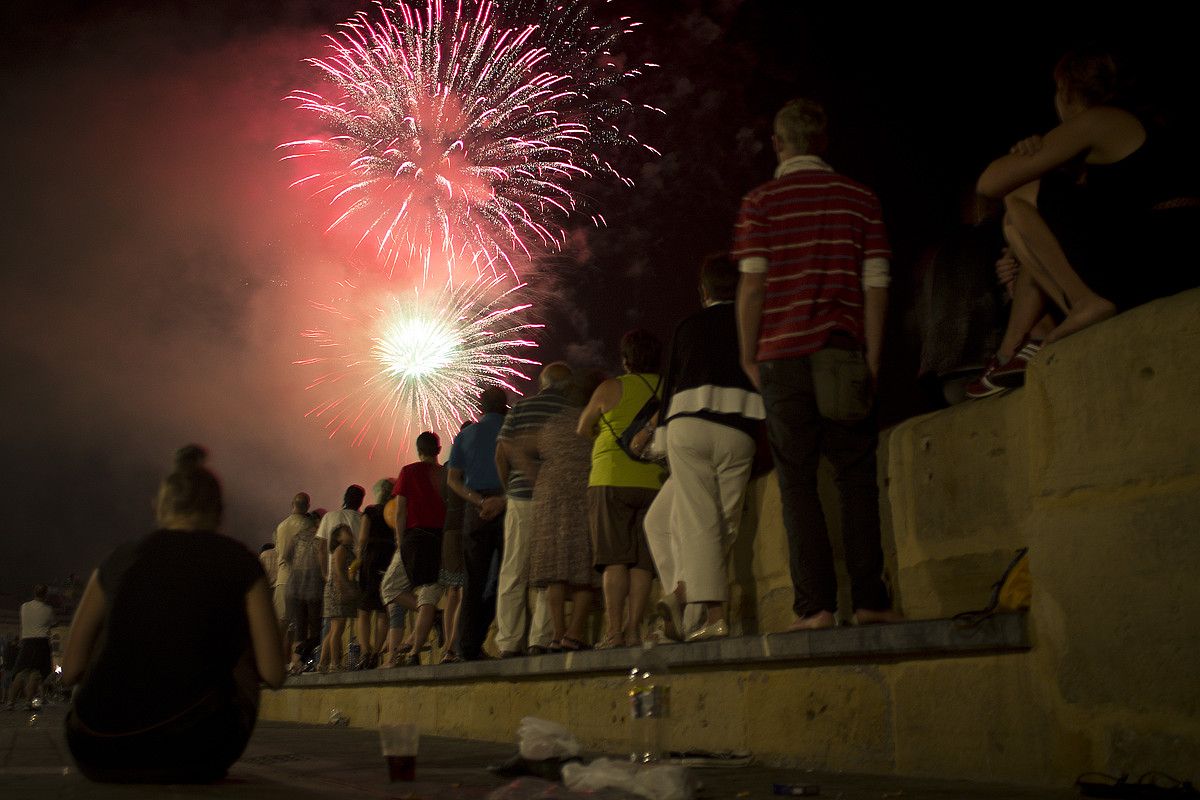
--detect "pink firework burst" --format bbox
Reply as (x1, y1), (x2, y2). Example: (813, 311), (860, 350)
(296, 274), (541, 460)
(280, 0), (661, 283)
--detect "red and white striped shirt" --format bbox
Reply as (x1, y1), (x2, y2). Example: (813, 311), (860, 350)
(732, 155), (891, 361)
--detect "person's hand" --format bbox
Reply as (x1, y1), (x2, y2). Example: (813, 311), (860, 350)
(480, 495), (506, 521)
(629, 426), (653, 457)
(741, 359), (761, 390)
(995, 248), (1021, 288)
(1009, 135), (1043, 156)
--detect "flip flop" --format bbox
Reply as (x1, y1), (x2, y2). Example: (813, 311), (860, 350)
(559, 636), (590, 651)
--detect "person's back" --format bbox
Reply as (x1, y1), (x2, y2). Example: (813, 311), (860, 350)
(735, 162), (889, 361)
(19, 596), (54, 640)
(733, 99), (899, 632)
(285, 525), (323, 600)
(61, 445), (283, 784)
(72, 530), (262, 733)
(589, 372), (664, 489)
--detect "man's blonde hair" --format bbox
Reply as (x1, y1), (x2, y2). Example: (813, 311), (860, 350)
(774, 98), (827, 154)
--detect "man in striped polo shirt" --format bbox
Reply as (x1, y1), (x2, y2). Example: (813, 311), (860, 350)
(492, 362), (572, 656)
(733, 98), (902, 632)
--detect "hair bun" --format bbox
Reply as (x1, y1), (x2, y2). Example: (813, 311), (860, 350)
(174, 444), (209, 471)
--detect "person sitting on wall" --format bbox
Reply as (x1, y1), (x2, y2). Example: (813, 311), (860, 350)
(972, 46), (1200, 392)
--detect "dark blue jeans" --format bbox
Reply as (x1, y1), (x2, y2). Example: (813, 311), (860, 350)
(759, 356), (891, 618)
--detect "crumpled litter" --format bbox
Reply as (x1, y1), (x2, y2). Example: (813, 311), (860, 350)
(518, 717), (582, 761)
(563, 757), (694, 800)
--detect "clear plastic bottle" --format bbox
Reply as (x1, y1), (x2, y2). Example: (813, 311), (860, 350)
(627, 644), (669, 764)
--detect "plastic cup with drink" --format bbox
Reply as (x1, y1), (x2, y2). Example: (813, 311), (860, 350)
(379, 723), (419, 782)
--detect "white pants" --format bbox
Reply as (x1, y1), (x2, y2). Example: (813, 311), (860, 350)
(494, 497), (553, 651)
(645, 417), (756, 604)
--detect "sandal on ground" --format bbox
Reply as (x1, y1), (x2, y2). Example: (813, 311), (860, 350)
(559, 636), (590, 651)
(440, 650), (463, 664)
(595, 632), (625, 650)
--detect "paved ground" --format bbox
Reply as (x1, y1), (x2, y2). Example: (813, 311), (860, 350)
(1, 703), (1078, 799)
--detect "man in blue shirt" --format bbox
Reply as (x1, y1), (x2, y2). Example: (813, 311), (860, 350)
(447, 387), (509, 660)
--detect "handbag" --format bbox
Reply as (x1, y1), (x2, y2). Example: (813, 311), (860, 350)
(600, 374), (664, 464)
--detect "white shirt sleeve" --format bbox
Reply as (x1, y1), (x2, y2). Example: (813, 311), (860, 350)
(863, 257), (891, 289)
(739, 256), (768, 274)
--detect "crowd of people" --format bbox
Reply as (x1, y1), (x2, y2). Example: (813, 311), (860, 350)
(0, 45), (1190, 785)
(263, 235), (896, 667)
(265, 47), (1198, 662)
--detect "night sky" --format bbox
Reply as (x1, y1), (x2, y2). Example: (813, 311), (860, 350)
(2, 1), (1195, 600)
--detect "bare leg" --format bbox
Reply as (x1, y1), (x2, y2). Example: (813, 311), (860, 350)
(320, 619), (346, 670)
(701, 601), (725, 626)
(442, 587), (463, 656)
(384, 603), (405, 662)
(373, 612), (388, 657)
(409, 604), (438, 657)
(7, 672), (27, 705)
(1005, 195), (1116, 342)
(625, 567), (653, 645)
(996, 264), (1048, 363)
(602, 565), (629, 644)
(354, 611), (371, 663)
(546, 583), (567, 642)
(388, 591), (419, 612)
(566, 587), (593, 642)
(278, 618), (292, 663)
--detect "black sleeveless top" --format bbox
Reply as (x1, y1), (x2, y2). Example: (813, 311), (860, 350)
(72, 530), (263, 734)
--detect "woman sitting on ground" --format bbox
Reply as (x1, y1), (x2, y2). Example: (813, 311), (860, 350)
(61, 445), (284, 784)
(973, 46), (1200, 391)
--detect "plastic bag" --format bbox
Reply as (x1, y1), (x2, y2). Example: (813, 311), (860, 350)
(517, 717), (582, 761)
(562, 758), (694, 800)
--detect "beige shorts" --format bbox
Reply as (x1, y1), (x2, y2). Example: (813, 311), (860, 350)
(381, 551), (444, 608)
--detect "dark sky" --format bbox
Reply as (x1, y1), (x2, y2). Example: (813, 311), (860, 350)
(2, 1), (1195, 600)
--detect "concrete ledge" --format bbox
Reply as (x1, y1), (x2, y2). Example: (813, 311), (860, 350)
(288, 615), (1028, 687)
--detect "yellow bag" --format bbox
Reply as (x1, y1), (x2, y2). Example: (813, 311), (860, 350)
(954, 548), (1030, 627)
(996, 549), (1031, 612)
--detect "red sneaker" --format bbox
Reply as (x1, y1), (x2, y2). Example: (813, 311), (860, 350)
(990, 341), (1042, 389)
(964, 357), (1008, 399)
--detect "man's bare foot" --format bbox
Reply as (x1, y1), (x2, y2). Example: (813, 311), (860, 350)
(852, 608), (905, 625)
(1046, 295), (1116, 344)
(787, 611), (836, 631)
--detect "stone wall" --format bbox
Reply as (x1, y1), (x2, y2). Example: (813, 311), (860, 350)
(880, 288), (1200, 781)
(264, 289), (1200, 786)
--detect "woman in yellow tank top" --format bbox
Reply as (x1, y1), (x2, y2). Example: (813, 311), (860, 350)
(577, 329), (665, 648)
